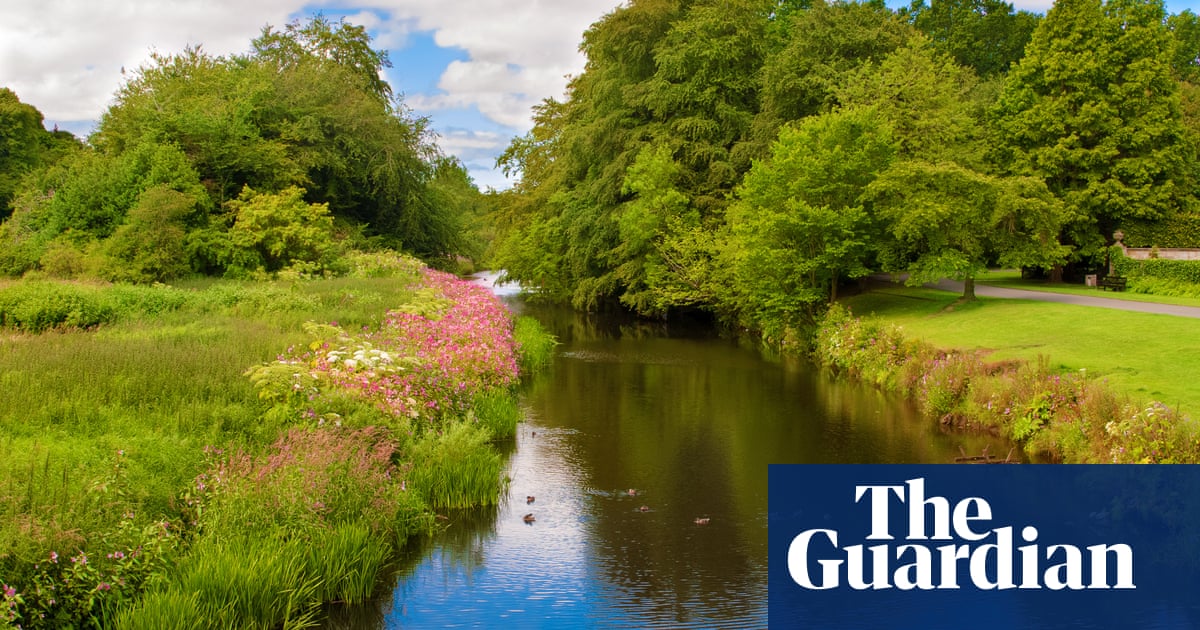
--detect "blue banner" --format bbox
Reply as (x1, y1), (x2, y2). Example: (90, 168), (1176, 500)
(769, 465), (1200, 629)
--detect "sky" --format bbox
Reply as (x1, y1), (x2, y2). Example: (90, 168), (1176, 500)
(2, 0), (1199, 191)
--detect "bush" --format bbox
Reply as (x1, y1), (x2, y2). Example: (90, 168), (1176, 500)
(0, 281), (117, 331)
(219, 186), (338, 274)
(103, 186), (195, 283)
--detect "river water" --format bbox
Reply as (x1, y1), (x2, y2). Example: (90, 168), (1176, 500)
(326, 274), (1002, 628)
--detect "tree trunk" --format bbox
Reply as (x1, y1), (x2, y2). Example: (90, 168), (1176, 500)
(830, 272), (839, 302)
(962, 276), (976, 300)
(1049, 264), (1063, 283)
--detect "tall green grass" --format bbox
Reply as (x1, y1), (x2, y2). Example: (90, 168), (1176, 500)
(117, 536), (320, 630)
(513, 315), (557, 374)
(0, 268), (433, 626)
(471, 390), (522, 440)
(407, 423), (505, 509)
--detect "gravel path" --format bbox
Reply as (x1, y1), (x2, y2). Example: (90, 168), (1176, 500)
(928, 279), (1200, 319)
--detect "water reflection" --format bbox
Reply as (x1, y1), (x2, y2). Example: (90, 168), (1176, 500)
(328, 278), (1008, 628)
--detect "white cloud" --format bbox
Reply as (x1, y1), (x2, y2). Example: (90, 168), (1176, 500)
(0, 0), (622, 186)
(1009, 0), (1054, 12)
(0, 0), (302, 121)
(366, 0), (621, 129)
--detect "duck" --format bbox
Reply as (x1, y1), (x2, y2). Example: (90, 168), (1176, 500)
(526, 495), (535, 504)
(639, 505), (650, 512)
(523, 513), (536, 523)
(694, 517), (710, 525)
(626, 488), (638, 497)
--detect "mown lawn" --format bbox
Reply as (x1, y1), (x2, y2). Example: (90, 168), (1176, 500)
(976, 269), (1200, 308)
(841, 286), (1200, 417)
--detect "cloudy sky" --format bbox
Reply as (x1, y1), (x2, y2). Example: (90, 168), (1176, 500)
(1, 0), (1197, 190)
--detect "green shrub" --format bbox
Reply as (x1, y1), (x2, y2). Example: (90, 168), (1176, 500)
(103, 186), (195, 283)
(1112, 252), (1200, 285)
(0, 281), (117, 331)
(1120, 214), (1200, 248)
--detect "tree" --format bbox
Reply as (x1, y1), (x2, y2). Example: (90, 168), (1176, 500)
(251, 15), (393, 104)
(104, 185), (194, 282)
(991, 0), (1188, 265)
(1168, 10), (1200, 83)
(219, 185), (336, 273)
(755, 1), (915, 147)
(836, 37), (982, 165)
(725, 108), (895, 331)
(866, 161), (1067, 299)
(644, 0), (771, 210)
(903, 0), (1039, 77)
(0, 88), (79, 218)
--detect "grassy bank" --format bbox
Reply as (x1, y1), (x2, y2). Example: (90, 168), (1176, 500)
(0, 253), (556, 628)
(819, 288), (1200, 463)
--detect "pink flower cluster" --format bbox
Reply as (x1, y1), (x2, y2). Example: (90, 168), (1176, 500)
(310, 269), (519, 421)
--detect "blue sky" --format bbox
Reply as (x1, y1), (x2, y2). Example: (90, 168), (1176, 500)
(1, 0), (1199, 191)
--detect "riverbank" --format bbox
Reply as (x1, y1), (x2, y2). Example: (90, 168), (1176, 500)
(0, 252), (555, 629)
(817, 285), (1200, 463)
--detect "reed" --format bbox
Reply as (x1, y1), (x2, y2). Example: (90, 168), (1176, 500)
(304, 523), (391, 605)
(110, 589), (206, 630)
(513, 315), (557, 374)
(172, 536), (320, 630)
(471, 390), (522, 440)
(407, 423), (505, 509)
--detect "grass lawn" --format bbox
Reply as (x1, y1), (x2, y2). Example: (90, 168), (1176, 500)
(841, 286), (1200, 417)
(975, 269), (1200, 308)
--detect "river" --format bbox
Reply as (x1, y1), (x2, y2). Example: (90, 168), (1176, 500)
(324, 273), (1003, 628)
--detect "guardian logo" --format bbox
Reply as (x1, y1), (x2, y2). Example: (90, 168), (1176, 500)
(768, 465), (1200, 629)
(787, 478), (1134, 591)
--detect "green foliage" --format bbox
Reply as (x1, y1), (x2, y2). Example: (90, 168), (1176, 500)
(0, 281), (118, 331)
(406, 423), (504, 509)
(103, 186), (196, 283)
(727, 108), (893, 333)
(1168, 10), (1200, 82)
(1112, 251), (1200, 296)
(837, 37), (981, 164)
(756, 1), (915, 138)
(217, 186), (337, 274)
(1120, 213), (1200, 247)
(0, 15), (469, 281)
(512, 315), (558, 374)
(0, 89), (80, 219)
(903, 0), (1040, 77)
(991, 0), (1188, 255)
(867, 161), (1067, 293)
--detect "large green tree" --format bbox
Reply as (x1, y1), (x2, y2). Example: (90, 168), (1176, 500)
(867, 162), (1067, 298)
(903, 0), (1039, 77)
(754, 0), (915, 149)
(0, 89), (79, 218)
(991, 0), (1188, 264)
(725, 107), (895, 332)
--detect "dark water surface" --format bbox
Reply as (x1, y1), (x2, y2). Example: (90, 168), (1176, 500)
(326, 274), (1003, 628)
